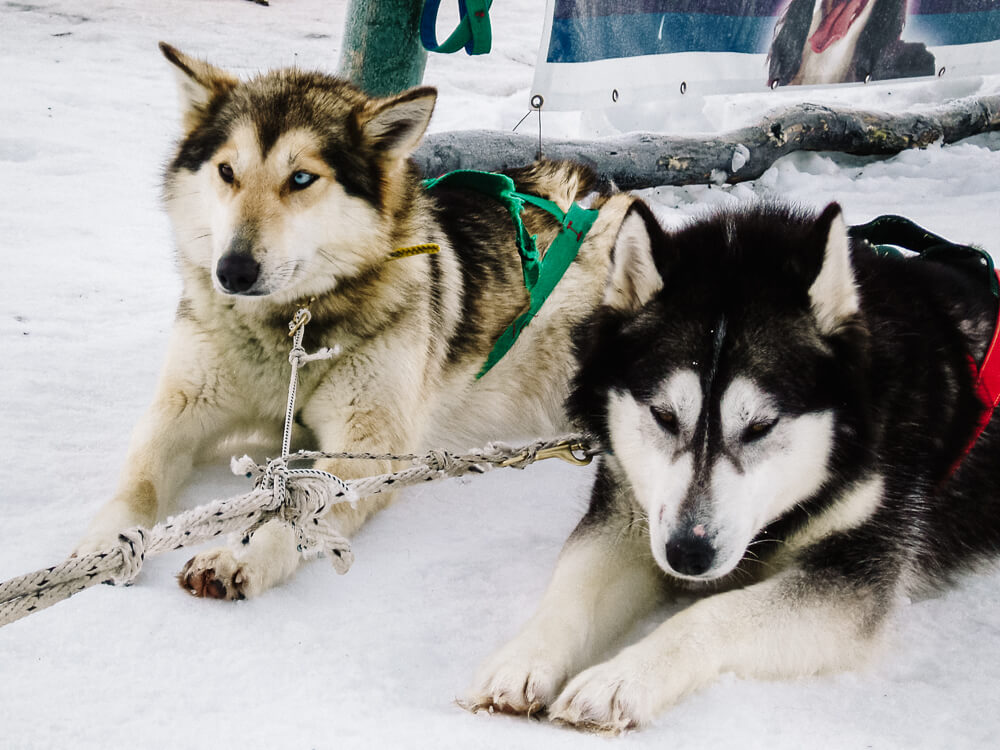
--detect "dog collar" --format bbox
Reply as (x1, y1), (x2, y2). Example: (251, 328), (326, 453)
(388, 243), (440, 260)
(423, 169), (598, 378)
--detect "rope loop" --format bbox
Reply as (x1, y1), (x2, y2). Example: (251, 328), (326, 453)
(300, 516), (354, 574)
(112, 528), (148, 586)
(288, 345), (307, 367)
(424, 448), (459, 473)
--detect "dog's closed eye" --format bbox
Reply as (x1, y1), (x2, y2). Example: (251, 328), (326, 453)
(742, 418), (778, 443)
(651, 406), (680, 436)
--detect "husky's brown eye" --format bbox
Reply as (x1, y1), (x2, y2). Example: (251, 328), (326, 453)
(743, 419), (777, 443)
(651, 406), (679, 436)
(218, 163), (234, 184)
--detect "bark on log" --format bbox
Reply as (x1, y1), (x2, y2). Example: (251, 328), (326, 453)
(413, 94), (1000, 189)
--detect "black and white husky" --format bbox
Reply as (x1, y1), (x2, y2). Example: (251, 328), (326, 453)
(467, 201), (1000, 732)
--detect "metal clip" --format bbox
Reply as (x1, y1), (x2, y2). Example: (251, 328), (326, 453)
(288, 297), (317, 338)
(288, 308), (312, 337)
(500, 441), (593, 468)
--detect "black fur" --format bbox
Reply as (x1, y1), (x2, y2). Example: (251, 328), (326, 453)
(570, 202), (1000, 594)
(170, 72), (385, 208)
(429, 187), (528, 365)
(170, 91), (235, 173)
(428, 175), (571, 366)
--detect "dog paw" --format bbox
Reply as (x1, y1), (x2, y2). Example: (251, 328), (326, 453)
(178, 549), (253, 600)
(74, 532), (120, 558)
(548, 656), (657, 734)
(75, 504), (148, 557)
(463, 640), (569, 717)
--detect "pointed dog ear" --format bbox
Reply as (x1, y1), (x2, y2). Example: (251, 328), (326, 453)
(604, 200), (666, 312)
(358, 86), (437, 159)
(808, 202), (860, 335)
(159, 42), (238, 133)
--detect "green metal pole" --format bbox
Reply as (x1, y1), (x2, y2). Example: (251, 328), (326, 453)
(338, 0), (428, 97)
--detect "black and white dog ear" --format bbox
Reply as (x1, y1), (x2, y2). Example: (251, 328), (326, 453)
(159, 42), (238, 133)
(809, 202), (860, 335)
(359, 86), (437, 159)
(603, 200), (666, 312)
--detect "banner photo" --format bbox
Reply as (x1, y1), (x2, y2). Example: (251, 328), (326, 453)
(532, 1), (1000, 110)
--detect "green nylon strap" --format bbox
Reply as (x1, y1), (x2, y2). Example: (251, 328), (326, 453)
(420, 0), (493, 56)
(422, 169), (599, 378)
(849, 215), (998, 298)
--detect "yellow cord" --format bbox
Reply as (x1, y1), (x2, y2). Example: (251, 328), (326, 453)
(388, 243), (441, 260)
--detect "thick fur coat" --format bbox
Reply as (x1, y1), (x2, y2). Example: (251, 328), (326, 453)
(468, 201), (1000, 732)
(77, 44), (638, 600)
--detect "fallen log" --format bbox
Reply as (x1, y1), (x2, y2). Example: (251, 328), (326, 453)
(413, 94), (1000, 189)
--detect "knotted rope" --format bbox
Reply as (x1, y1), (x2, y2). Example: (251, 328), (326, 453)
(0, 304), (597, 628)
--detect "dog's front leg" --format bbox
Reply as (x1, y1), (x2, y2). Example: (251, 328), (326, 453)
(549, 567), (890, 733)
(178, 517), (302, 600)
(178, 360), (421, 599)
(77, 331), (239, 555)
(466, 480), (664, 716)
(300, 356), (430, 536)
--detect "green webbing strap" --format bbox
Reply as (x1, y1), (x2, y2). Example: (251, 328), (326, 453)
(423, 169), (599, 378)
(420, 0), (493, 55)
(850, 215), (998, 297)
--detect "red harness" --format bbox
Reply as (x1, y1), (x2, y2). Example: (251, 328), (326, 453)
(956, 269), (1000, 470)
(850, 216), (998, 478)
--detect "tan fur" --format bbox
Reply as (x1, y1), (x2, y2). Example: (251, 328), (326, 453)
(77, 45), (639, 600)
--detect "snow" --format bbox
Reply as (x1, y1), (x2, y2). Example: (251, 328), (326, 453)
(2, 1), (1000, 748)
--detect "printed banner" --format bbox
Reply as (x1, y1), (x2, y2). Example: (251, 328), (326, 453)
(532, 0), (1000, 110)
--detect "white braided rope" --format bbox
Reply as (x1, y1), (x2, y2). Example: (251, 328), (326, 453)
(0, 303), (598, 628)
(0, 434), (595, 627)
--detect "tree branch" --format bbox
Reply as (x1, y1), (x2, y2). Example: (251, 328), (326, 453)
(414, 94), (1000, 189)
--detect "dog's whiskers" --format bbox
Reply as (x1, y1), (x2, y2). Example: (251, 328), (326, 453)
(616, 504), (650, 543)
(747, 537), (787, 549)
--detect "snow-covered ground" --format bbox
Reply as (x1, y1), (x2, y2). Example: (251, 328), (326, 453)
(2, 1), (1000, 748)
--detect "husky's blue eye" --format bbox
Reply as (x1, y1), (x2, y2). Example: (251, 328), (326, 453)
(290, 171), (318, 190)
(743, 419), (778, 443)
(218, 163), (235, 184)
(651, 406), (679, 436)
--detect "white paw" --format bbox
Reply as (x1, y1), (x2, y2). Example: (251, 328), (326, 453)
(549, 653), (661, 734)
(74, 530), (124, 558)
(75, 503), (148, 556)
(463, 635), (571, 716)
(178, 548), (258, 600)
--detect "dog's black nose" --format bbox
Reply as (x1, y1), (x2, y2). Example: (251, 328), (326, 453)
(216, 252), (260, 294)
(665, 534), (715, 577)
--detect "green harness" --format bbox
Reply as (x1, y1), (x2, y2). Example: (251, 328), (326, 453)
(420, 0), (493, 55)
(422, 170), (599, 378)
